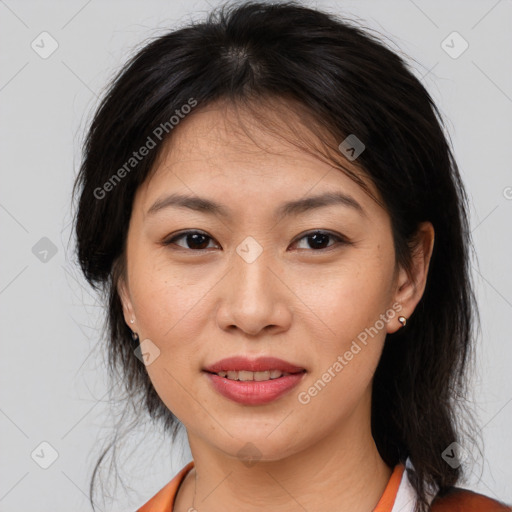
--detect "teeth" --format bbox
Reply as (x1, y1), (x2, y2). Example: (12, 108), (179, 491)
(254, 371), (270, 381)
(215, 370), (292, 381)
(269, 369), (283, 379)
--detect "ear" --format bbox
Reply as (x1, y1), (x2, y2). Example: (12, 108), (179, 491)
(387, 221), (435, 334)
(117, 276), (136, 329)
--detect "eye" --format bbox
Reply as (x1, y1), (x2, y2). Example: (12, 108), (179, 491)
(162, 230), (218, 251)
(162, 229), (349, 252)
(292, 230), (349, 251)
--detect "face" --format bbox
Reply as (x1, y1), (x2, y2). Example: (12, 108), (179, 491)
(118, 101), (427, 462)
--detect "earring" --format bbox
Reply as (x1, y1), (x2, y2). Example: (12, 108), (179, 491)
(398, 316), (407, 328)
(131, 330), (139, 345)
(130, 318), (135, 324)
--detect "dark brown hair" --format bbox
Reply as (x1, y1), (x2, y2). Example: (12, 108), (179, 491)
(72, 2), (481, 511)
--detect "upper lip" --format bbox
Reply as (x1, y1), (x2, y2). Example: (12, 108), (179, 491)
(203, 356), (306, 374)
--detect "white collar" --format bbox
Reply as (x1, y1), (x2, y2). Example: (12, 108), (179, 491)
(391, 457), (438, 512)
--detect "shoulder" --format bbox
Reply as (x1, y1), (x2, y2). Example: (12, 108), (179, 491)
(430, 487), (512, 511)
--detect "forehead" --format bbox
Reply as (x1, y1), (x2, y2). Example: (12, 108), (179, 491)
(156, 99), (350, 170)
(137, 100), (383, 216)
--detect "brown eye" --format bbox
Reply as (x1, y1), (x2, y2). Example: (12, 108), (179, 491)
(163, 231), (218, 251)
(293, 231), (349, 251)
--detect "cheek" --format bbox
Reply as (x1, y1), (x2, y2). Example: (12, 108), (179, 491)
(294, 307), (387, 430)
(125, 247), (227, 404)
(291, 250), (394, 409)
(292, 248), (394, 345)
(128, 267), (210, 423)
(127, 242), (210, 342)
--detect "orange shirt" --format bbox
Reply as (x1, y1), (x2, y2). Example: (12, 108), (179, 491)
(136, 460), (511, 512)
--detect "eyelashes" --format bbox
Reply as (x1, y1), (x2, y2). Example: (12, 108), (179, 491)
(161, 229), (351, 253)
(163, 231), (216, 251)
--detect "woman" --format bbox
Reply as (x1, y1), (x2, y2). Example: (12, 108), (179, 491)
(72, 2), (511, 511)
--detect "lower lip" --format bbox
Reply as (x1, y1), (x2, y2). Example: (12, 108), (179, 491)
(205, 372), (306, 405)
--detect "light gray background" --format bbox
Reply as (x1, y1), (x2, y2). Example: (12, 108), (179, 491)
(1, 0), (511, 511)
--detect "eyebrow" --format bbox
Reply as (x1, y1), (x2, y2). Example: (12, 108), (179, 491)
(146, 191), (366, 220)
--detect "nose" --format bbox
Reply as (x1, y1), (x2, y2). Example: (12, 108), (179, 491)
(215, 248), (293, 337)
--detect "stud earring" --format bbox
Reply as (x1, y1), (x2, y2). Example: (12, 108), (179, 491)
(130, 318), (135, 324)
(398, 315), (407, 328)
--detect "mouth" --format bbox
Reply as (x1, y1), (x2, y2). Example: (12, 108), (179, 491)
(203, 355), (306, 375)
(203, 356), (307, 405)
(205, 369), (305, 381)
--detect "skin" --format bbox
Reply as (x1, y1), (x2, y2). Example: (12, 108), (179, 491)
(118, 101), (435, 512)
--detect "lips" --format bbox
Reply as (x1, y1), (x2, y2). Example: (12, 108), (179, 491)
(203, 356), (307, 405)
(206, 372), (305, 405)
(203, 356), (306, 374)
